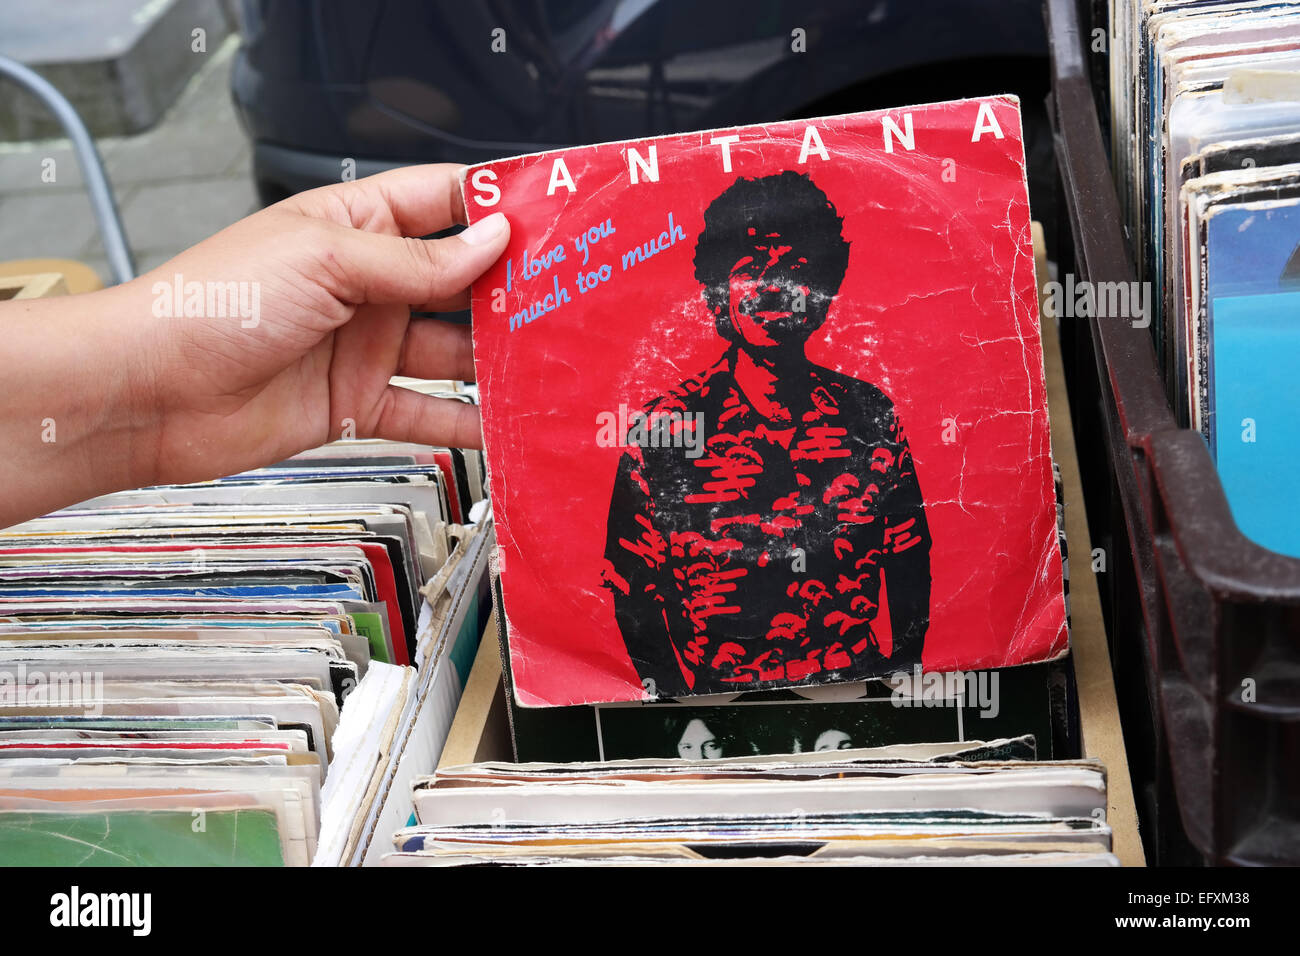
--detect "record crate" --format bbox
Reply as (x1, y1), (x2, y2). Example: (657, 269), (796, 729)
(441, 262), (1148, 867)
(1045, 0), (1300, 866)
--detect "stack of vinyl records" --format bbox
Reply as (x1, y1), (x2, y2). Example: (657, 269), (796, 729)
(388, 748), (1116, 866)
(1110, 0), (1300, 556)
(0, 383), (494, 867)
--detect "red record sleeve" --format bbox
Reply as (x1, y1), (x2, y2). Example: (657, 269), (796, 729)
(464, 96), (1067, 707)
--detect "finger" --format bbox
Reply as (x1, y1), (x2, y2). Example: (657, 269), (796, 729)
(412, 287), (470, 313)
(360, 163), (472, 236)
(321, 211), (508, 308)
(370, 387), (483, 450)
(398, 319), (475, 382)
(288, 163), (470, 237)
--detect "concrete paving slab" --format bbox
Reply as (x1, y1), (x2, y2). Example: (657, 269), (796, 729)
(0, 0), (234, 140)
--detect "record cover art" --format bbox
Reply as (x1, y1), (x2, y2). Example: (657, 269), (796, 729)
(1206, 197), (1300, 557)
(465, 97), (1066, 707)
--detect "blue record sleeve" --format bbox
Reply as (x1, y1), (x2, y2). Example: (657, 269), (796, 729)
(1207, 200), (1300, 557)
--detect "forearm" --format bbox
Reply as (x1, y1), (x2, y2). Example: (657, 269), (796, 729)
(0, 283), (157, 528)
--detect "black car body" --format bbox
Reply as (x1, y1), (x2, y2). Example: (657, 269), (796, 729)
(231, 0), (1050, 207)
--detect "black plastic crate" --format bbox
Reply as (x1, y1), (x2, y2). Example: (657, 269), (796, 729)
(1045, 0), (1300, 866)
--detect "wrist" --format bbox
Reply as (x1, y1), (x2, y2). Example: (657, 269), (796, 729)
(0, 281), (161, 526)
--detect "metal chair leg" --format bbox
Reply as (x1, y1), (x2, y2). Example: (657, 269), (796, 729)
(0, 53), (135, 285)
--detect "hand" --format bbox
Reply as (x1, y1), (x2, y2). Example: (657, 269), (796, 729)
(0, 164), (508, 528)
(133, 163), (508, 485)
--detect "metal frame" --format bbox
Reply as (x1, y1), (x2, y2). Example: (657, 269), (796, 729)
(0, 53), (135, 284)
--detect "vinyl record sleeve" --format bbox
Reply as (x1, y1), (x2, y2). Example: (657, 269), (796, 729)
(465, 97), (1066, 707)
(1204, 196), (1300, 556)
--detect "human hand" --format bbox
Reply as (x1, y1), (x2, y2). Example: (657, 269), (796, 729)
(125, 163), (507, 487)
(0, 164), (506, 528)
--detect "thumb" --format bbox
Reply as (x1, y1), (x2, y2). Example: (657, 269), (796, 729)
(317, 211), (509, 308)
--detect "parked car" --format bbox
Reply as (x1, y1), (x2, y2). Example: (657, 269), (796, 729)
(231, 0), (1052, 225)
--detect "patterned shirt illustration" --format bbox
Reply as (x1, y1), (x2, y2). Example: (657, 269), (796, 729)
(602, 344), (931, 697)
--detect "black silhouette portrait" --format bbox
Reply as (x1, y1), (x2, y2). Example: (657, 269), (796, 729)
(601, 171), (931, 698)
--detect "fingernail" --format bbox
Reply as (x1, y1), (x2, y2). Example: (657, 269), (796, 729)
(459, 212), (507, 246)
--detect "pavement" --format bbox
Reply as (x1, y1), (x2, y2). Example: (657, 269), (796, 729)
(0, 33), (257, 286)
